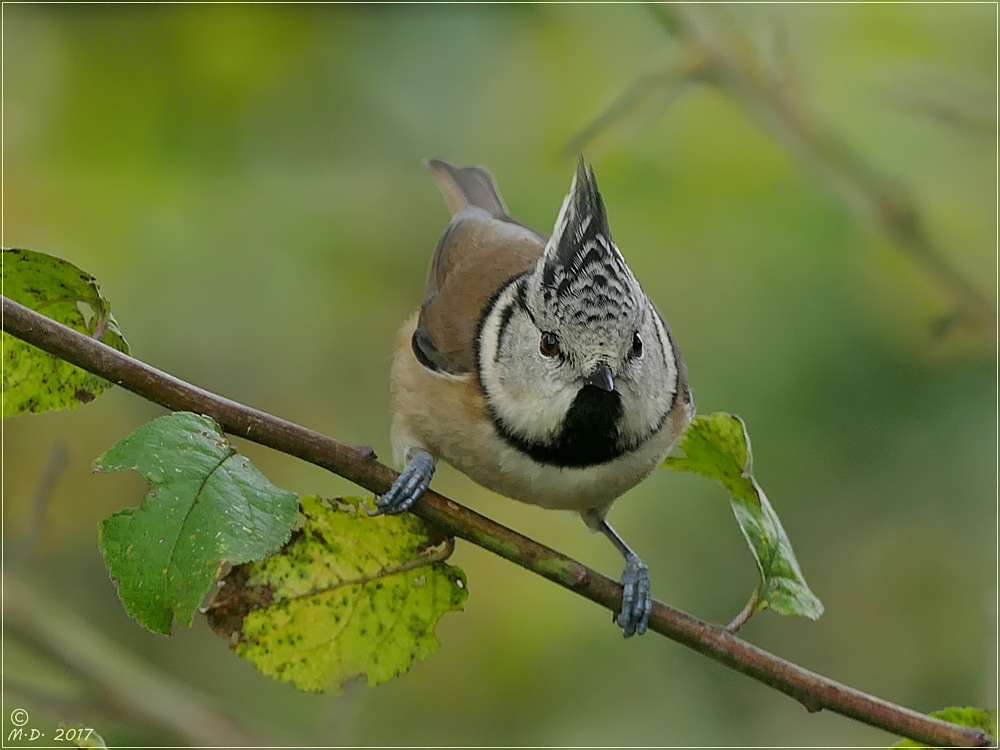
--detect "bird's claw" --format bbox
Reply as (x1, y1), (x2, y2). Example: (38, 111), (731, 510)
(370, 450), (435, 516)
(617, 554), (651, 638)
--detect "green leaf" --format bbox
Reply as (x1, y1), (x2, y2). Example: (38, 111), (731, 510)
(96, 412), (298, 635)
(663, 412), (823, 622)
(2, 248), (130, 417)
(891, 706), (996, 747)
(205, 495), (468, 693)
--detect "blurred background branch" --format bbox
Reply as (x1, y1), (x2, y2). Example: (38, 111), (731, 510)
(3, 574), (271, 747)
(570, 3), (995, 336)
(2, 417), (273, 745)
(9, 441), (68, 567)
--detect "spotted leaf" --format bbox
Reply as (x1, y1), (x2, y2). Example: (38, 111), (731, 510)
(205, 495), (468, 693)
(2, 248), (129, 417)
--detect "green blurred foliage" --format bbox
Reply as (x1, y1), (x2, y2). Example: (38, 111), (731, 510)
(3, 4), (995, 746)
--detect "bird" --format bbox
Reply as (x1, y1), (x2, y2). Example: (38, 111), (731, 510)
(374, 156), (693, 637)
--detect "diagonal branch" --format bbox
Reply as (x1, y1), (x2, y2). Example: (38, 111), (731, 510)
(2, 294), (992, 748)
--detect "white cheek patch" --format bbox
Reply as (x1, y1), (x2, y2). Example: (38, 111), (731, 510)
(478, 285), (577, 444)
(649, 305), (679, 402)
(612, 307), (680, 448)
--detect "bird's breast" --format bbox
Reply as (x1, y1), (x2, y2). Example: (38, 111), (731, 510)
(391, 314), (688, 513)
(492, 385), (625, 468)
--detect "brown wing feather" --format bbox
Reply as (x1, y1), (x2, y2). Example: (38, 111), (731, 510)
(417, 160), (546, 374)
(418, 209), (544, 373)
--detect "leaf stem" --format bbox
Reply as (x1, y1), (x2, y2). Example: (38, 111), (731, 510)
(727, 582), (763, 633)
(2, 295), (992, 748)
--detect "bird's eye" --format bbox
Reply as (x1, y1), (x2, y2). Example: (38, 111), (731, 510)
(539, 331), (560, 357)
(631, 332), (643, 359)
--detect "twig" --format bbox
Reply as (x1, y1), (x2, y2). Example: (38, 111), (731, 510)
(10, 440), (68, 565)
(666, 5), (995, 332)
(562, 59), (706, 158)
(2, 295), (992, 748)
(726, 582), (762, 633)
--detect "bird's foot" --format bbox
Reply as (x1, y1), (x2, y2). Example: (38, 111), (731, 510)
(617, 554), (651, 638)
(370, 450), (435, 516)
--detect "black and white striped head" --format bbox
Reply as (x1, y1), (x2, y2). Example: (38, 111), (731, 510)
(477, 158), (683, 468)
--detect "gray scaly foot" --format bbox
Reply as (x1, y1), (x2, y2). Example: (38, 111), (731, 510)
(370, 450), (435, 516)
(587, 512), (653, 638)
(617, 553), (651, 638)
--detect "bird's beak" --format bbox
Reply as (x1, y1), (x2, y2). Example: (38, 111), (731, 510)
(586, 363), (615, 392)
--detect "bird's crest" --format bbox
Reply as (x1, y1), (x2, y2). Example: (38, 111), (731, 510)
(527, 157), (642, 337)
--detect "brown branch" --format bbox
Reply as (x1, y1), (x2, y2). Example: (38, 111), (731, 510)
(2, 294), (992, 748)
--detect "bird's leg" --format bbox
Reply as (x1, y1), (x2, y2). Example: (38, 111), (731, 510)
(586, 511), (651, 638)
(370, 449), (435, 516)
